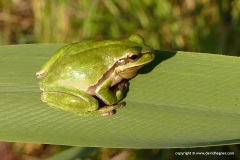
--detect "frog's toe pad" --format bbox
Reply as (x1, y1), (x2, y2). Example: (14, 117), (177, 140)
(115, 101), (125, 108)
(102, 110), (116, 116)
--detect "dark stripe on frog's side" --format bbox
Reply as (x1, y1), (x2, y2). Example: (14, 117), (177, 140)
(86, 60), (121, 95)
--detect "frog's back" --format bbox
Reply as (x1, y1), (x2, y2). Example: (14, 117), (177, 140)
(41, 40), (137, 91)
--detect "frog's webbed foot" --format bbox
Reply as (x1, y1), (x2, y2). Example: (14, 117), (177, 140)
(111, 80), (128, 93)
(76, 102), (125, 117)
(110, 80), (129, 103)
(99, 102), (125, 116)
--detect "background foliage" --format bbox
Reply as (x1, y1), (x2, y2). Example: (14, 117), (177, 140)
(0, 0), (240, 159)
(1, 0), (240, 56)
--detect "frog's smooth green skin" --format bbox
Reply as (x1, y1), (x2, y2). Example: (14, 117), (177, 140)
(36, 34), (155, 117)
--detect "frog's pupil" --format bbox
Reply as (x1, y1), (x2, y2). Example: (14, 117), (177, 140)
(130, 54), (138, 60)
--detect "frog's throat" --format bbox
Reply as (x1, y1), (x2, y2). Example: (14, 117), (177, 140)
(117, 66), (141, 79)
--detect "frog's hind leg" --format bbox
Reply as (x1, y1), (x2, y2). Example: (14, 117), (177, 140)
(42, 91), (99, 113)
(41, 86), (124, 117)
(41, 86), (99, 114)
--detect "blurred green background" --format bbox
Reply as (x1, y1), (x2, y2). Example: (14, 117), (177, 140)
(0, 0), (240, 159)
(1, 0), (240, 55)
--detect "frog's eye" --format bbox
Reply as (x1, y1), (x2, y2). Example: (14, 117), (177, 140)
(127, 52), (139, 62)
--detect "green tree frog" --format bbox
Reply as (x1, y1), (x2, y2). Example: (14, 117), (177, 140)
(36, 34), (155, 116)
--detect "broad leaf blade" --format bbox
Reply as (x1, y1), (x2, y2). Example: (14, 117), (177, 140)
(0, 44), (239, 148)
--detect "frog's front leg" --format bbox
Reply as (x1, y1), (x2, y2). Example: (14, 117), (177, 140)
(96, 77), (128, 105)
(41, 86), (121, 116)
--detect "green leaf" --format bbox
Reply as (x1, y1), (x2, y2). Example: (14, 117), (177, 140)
(0, 44), (239, 148)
